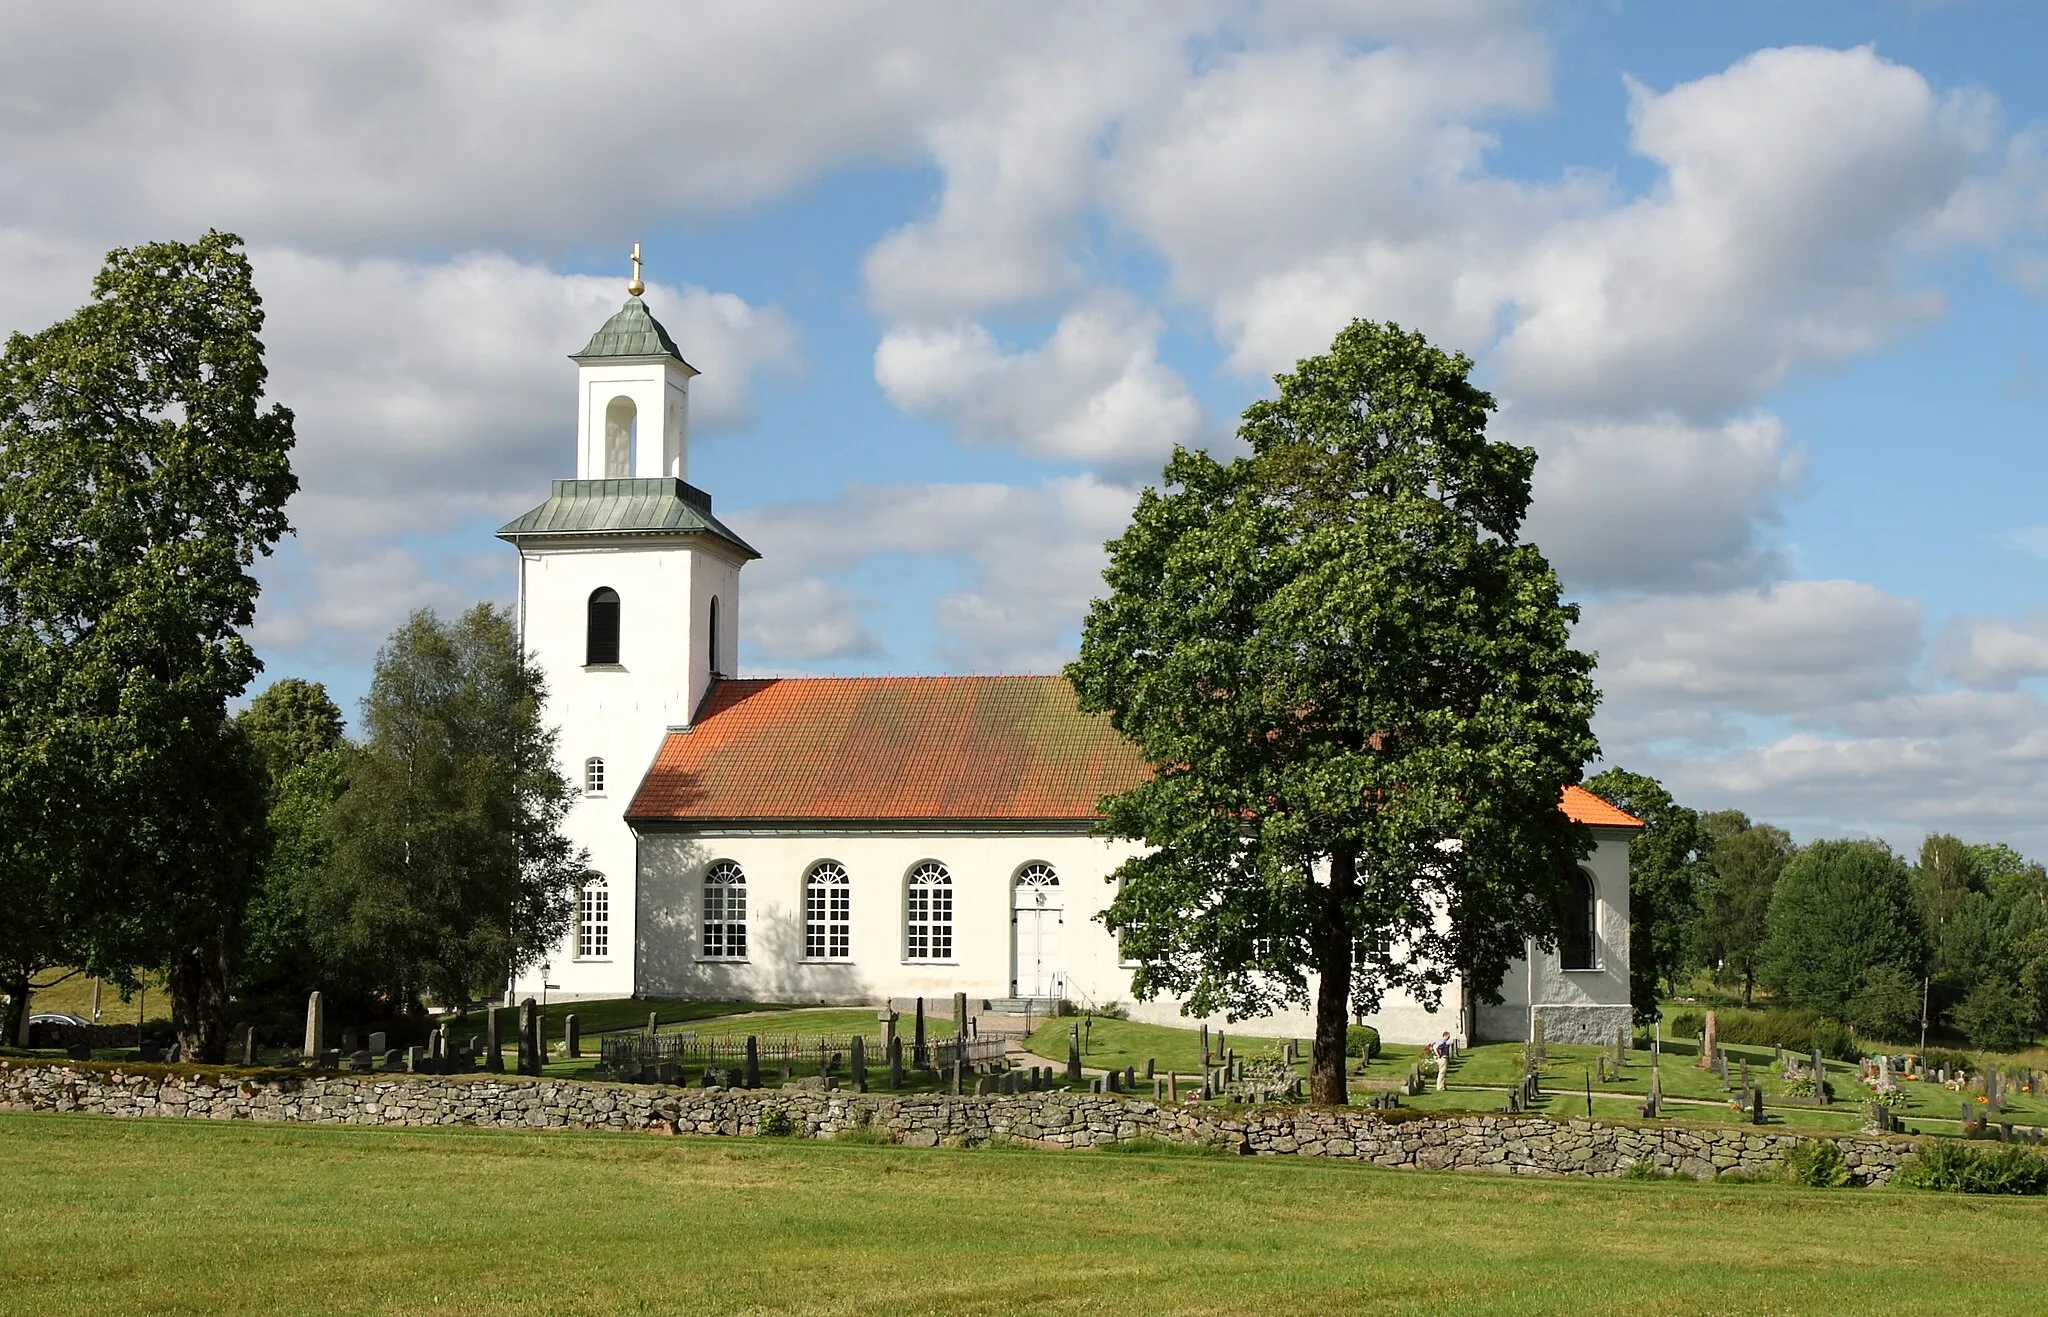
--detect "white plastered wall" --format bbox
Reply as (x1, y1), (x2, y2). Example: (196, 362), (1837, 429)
(1475, 826), (1634, 1043)
(574, 359), (692, 480)
(509, 535), (746, 1003)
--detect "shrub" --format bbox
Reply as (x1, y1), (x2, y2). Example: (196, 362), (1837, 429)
(1666, 1010), (1704, 1040)
(1952, 979), (2033, 1053)
(1345, 1025), (1381, 1059)
(1848, 963), (1922, 1041)
(756, 1107), (793, 1137)
(1781, 1140), (1851, 1188)
(1661, 1007), (1862, 1058)
(1810, 1019), (1859, 1063)
(1897, 1141), (2048, 1195)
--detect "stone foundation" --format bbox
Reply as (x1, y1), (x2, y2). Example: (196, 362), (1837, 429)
(0, 1061), (1913, 1185)
(1532, 1004), (1634, 1046)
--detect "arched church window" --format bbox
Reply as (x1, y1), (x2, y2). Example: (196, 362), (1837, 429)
(703, 861), (747, 960)
(906, 862), (953, 962)
(1016, 862), (1058, 888)
(578, 875), (610, 959)
(1559, 868), (1597, 970)
(805, 861), (851, 960)
(604, 396), (635, 478)
(708, 596), (720, 678)
(587, 587), (620, 666)
(583, 757), (606, 795)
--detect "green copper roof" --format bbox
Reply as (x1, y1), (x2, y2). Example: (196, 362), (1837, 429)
(497, 478), (758, 557)
(571, 297), (696, 370)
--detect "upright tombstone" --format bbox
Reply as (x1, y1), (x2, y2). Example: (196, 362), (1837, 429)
(407, 1045), (427, 1072)
(850, 1035), (867, 1093)
(564, 1014), (581, 1060)
(1530, 1012), (1547, 1066)
(1811, 1047), (1828, 1104)
(1647, 1064), (1663, 1117)
(1145, 1057), (1155, 1080)
(647, 1011), (658, 1039)
(879, 1006), (899, 1053)
(520, 999), (542, 1077)
(368, 1031), (388, 1057)
(1700, 1010), (1718, 1069)
(949, 1055), (964, 1096)
(1717, 1050), (1729, 1086)
(913, 997), (927, 1066)
(1750, 1084), (1765, 1126)
(952, 991), (968, 1051)
(241, 1025), (258, 1068)
(302, 991), (326, 1060)
(1124, 1065), (1136, 1091)
(1066, 1024), (1083, 1083)
(1200, 1023), (1210, 1069)
(887, 1035), (904, 1089)
(485, 1008), (504, 1073)
(744, 1035), (761, 1089)
(1107, 1067), (1121, 1093)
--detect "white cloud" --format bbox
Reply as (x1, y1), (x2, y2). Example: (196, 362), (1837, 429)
(1581, 580), (1924, 715)
(731, 475), (1137, 673)
(874, 297), (1203, 467)
(1522, 414), (1802, 592)
(741, 578), (881, 667)
(1933, 610), (2048, 690)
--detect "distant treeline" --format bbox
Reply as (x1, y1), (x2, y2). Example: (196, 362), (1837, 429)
(1591, 769), (2048, 1051)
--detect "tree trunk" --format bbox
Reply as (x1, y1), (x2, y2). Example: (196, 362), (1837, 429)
(1, 969), (31, 1048)
(167, 932), (234, 1064)
(1742, 971), (1754, 1009)
(1309, 848), (1360, 1105)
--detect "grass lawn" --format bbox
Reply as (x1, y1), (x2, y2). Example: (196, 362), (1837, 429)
(3, 1113), (2046, 1315)
(1022, 1015), (1293, 1074)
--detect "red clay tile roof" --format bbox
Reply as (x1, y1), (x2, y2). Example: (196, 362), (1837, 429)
(626, 675), (1644, 829)
(625, 676), (1149, 823)
(1561, 784), (1645, 829)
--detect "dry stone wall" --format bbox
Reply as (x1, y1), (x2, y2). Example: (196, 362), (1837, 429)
(0, 1061), (1913, 1184)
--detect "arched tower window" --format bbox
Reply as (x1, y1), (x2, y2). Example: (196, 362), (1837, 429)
(703, 861), (747, 960)
(604, 396), (636, 478)
(805, 861), (851, 960)
(578, 875), (609, 959)
(1559, 868), (1597, 970)
(906, 862), (953, 962)
(708, 596), (721, 678)
(586, 587), (620, 666)
(583, 757), (606, 795)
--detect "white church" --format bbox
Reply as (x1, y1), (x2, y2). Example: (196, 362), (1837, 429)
(500, 275), (1642, 1046)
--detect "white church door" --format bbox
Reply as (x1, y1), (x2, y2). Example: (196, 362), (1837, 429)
(1012, 864), (1065, 999)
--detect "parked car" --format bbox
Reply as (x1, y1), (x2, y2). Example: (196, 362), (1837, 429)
(27, 1012), (90, 1029)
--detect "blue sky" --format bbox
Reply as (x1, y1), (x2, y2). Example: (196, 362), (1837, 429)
(1, 1), (2043, 849)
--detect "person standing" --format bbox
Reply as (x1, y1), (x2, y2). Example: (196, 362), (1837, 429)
(1434, 1031), (1451, 1091)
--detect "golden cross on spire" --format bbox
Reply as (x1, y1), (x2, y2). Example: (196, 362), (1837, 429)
(627, 242), (645, 297)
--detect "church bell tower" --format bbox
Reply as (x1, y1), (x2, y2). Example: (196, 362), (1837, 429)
(497, 245), (759, 1002)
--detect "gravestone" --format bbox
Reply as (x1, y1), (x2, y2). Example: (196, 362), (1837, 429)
(1168, 1072), (1179, 1103)
(745, 1035), (761, 1088)
(341, 1031), (358, 1055)
(1740, 1057), (1750, 1099)
(887, 1036), (903, 1090)
(1597, 1055), (1608, 1084)
(486, 1008), (504, 1073)
(407, 1045), (426, 1072)
(319, 1049), (341, 1070)
(914, 998), (927, 1066)
(1066, 1024), (1083, 1083)
(520, 999), (541, 1077)
(383, 1048), (403, 1070)
(242, 1025), (257, 1067)
(1811, 1048), (1827, 1104)
(952, 991), (968, 1051)
(1717, 1050), (1728, 1086)
(1107, 1067), (1120, 1093)
(1145, 1057), (1155, 1080)
(850, 1035), (867, 1093)
(1091, 1075), (1105, 1094)
(647, 1011), (658, 1039)
(349, 1049), (373, 1072)
(368, 1031), (387, 1056)
(302, 990), (326, 1059)
(879, 1006), (898, 1053)
(949, 1056), (963, 1096)
(1751, 1085), (1766, 1125)
(1647, 1064), (1662, 1117)
(1530, 1013), (1547, 1066)
(1200, 1024), (1210, 1068)
(1124, 1065), (1136, 1090)
(66, 1044), (92, 1061)
(1700, 1010), (1717, 1068)
(564, 1014), (580, 1060)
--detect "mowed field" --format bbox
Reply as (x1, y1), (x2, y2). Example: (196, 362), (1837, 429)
(3, 1114), (2044, 1315)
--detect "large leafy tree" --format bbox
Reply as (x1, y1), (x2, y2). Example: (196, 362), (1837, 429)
(1069, 319), (1600, 1104)
(0, 232), (296, 1061)
(307, 605), (586, 1017)
(234, 680), (353, 1005)
(1760, 840), (1924, 1016)
(1693, 810), (1792, 1006)
(1585, 767), (1707, 1021)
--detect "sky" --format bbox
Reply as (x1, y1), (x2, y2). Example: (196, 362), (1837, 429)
(1, 1), (2044, 851)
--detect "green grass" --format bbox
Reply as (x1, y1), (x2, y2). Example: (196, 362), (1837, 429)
(1022, 1015), (1300, 1074)
(3, 1113), (2047, 1314)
